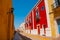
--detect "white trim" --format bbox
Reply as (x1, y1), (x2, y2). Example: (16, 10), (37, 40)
(37, 24), (40, 35)
(55, 16), (60, 37)
(44, 0), (50, 28)
(32, 10), (34, 29)
(31, 29), (38, 35)
(54, 19), (59, 37)
(36, 6), (38, 10)
(44, 0), (51, 37)
(46, 28), (52, 37)
(53, 0), (56, 3)
(40, 28), (44, 36)
(27, 30), (30, 34)
(26, 30), (28, 33)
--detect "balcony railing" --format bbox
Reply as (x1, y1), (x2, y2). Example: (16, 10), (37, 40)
(52, 0), (60, 9)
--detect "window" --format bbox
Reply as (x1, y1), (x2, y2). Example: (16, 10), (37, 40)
(36, 9), (40, 19)
(57, 0), (60, 5)
(54, 0), (60, 8)
(41, 6), (44, 11)
(55, 0), (60, 4)
(36, 9), (40, 22)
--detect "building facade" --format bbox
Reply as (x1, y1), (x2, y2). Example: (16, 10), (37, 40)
(25, 0), (50, 36)
(48, 0), (60, 37)
(25, 0), (60, 38)
(18, 22), (25, 33)
(0, 0), (14, 40)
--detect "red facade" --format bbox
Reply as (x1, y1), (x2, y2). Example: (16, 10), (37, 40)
(37, 0), (48, 28)
(25, 12), (33, 30)
(28, 12), (33, 30)
(25, 17), (28, 30)
(33, 8), (37, 29)
(25, 0), (48, 35)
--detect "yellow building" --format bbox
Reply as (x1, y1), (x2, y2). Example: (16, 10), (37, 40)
(46, 0), (60, 38)
(0, 0), (14, 40)
(35, 0), (60, 40)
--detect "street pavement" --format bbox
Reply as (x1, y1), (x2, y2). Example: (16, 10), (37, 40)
(14, 31), (31, 40)
(14, 32), (23, 40)
(14, 31), (60, 40)
(19, 32), (60, 40)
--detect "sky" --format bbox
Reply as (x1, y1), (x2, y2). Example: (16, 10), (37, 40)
(12, 0), (38, 29)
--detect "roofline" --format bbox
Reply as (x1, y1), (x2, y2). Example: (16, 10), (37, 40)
(24, 0), (42, 21)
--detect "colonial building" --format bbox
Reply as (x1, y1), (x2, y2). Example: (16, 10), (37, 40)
(25, 0), (49, 36)
(48, 0), (60, 37)
(25, 0), (60, 38)
(0, 0), (14, 40)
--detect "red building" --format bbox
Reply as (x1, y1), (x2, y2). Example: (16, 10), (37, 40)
(25, 0), (48, 36)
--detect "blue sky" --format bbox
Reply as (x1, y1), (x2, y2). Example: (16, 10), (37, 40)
(12, 0), (38, 29)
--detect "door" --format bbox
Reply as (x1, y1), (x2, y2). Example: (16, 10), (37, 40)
(38, 26), (40, 35)
(57, 19), (60, 34)
(37, 24), (40, 35)
(43, 25), (46, 36)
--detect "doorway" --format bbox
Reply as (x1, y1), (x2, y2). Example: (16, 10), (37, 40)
(37, 24), (40, 35)
(57, 19), (60, 34)
(43, 24), (46, 36)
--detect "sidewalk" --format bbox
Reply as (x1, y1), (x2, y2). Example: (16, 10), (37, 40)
(19, 32), (56, 40)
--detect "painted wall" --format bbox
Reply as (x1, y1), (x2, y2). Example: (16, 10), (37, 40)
(25, 0), (48, 36)
(48, 0), (60, 37)
(25, 0), (60, 38)
(0, 0), (14, 40)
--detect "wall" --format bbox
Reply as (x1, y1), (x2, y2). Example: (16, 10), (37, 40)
(0, 0), (14, 40)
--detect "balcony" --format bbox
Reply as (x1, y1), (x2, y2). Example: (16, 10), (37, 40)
(52, 0), (60, 11)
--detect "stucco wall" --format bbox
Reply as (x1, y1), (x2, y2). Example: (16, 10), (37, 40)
(0, 0), (14, 40)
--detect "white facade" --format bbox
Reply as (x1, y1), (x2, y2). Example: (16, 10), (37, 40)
(18, 22), (25, 33)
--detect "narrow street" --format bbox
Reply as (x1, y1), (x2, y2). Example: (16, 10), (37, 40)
(14, 32), (22, 40)
(16, 31), (60, 40)
(14, 31), (31, 40)
(0, 0), (60, 40)
(14, 31), (60, 40)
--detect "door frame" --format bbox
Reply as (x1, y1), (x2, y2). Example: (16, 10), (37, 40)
(54, 16), (60, 37)
(37, 24), (40, 35)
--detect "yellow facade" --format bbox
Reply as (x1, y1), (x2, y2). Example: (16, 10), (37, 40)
(48, 0), (60, 37)
(0, 0), (14, 40)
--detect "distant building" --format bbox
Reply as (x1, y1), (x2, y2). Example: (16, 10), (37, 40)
(18, 22), (25, 33)
(25, 0), (60, 38)
(0, 0), (14, 40)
